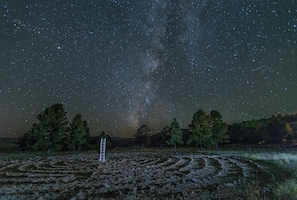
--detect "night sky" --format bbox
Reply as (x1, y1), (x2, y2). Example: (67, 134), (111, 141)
(1, 0), (296, 138)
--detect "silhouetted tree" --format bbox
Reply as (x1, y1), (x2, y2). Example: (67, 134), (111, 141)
(17, 103), (94, 153)
(210, 110), (229, 150)
(265, 119), (286, 144)
(15, 136), (27, 152)
(150, 125), (170, 147)
(227, 114), (294, 145)
(187, 110), (212, 150)
(37, 103), (69, 154)
(18, 103), (69, 154)
(16, 127), (40, 152)
(67, 114), (87, 153)
(30, 123), (48, 151)
(81, 120), (91, 150)
(182, 128), (191, 146)
(166, 118), (183, 152)
(134, 125), (151, 147)
(17, 123), (46, 152)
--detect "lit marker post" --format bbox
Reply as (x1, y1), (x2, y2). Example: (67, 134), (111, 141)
(99, 138), (106, 162)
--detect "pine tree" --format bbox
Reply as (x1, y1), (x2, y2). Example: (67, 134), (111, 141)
(210, 110), (229, 150)
(82, 120), (91, 150)
(134, 125), (151, 147)
(31, 123), (47, 151)
(68, 114), (87, 153)
(150, 125), (170, 147)
(187, 110), (213, 150)
(16, 124), (44, 152)
(166, 118), (183, 152)
(37, 103), (69, 154)
(18, 104), (93, 153)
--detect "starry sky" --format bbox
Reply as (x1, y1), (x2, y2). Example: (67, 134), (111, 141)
(1, 0), (297, 138)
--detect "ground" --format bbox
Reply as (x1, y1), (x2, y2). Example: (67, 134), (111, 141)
(0, 151), (286, 199)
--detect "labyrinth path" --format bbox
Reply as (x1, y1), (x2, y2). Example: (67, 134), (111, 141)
(0, 152), (280, 199)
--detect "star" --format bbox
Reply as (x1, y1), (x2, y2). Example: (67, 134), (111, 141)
(0, 0), (296, 138)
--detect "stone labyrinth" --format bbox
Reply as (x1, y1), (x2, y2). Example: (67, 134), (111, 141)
(0, 152), (279, 199)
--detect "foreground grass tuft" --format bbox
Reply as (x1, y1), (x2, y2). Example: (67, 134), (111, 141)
(239, 151), (297, 200)
(275, 178), (297, 200)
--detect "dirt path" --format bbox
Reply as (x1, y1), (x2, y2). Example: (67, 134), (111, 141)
(0, 152), (281, 199)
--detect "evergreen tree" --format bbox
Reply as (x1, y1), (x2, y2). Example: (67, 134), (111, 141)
(265, 119), (286, 144)
(36, 103), (69, 154)
(17, 122), (48, 152)
(134, 125), (151, 147)
(187, 110), (213, 150)
(20, 122), (48, 152)
(68, 114), (87, 153)
(17, 103), (93, 153)
(210, 110), (229, 150)
(228, 114), (289, 145)
(15, 135), (27, 152)
(166, 118), (183, 152)
(81, 120), (91, 150)
(98, 130), (108, 139)
(30, 123), (48, 151)
(150, 125), (170, 147)
(181, 128), (191, 146)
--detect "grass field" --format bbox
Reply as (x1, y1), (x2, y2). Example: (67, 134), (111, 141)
(240, 151), (297, 199)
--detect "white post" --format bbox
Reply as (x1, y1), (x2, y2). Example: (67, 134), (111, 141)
(99, 138), (106, 162)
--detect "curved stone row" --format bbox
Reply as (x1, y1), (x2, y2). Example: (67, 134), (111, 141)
(0, 152), (278, 199)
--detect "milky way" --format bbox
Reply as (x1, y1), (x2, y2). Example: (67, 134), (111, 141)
(1, 0), (296, 137)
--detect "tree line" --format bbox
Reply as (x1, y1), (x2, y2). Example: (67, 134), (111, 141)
(228, 114), (297, 145)
(17, 103), (91, 154)
(17, 103), (297, 153)
(134, 109), (229, 151)
(137, 113), (297, 149)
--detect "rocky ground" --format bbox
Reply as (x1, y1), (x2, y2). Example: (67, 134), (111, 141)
(0, 152), (281, 199)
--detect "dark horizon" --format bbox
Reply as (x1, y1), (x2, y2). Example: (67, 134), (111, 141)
(2, 110), (297, 139)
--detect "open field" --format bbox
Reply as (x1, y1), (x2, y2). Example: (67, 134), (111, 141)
(0, 151), (292, 200)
